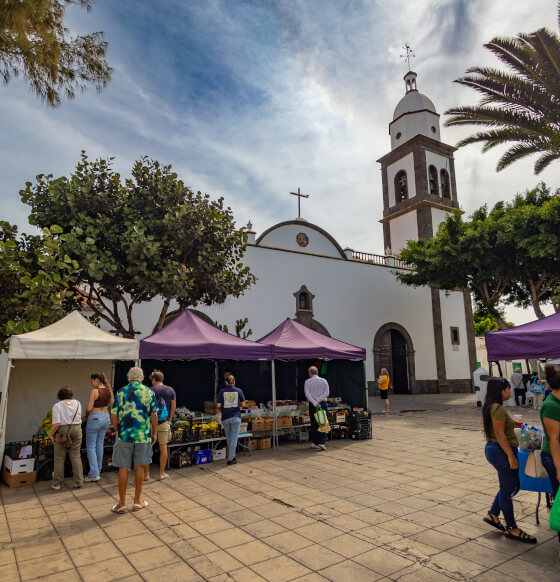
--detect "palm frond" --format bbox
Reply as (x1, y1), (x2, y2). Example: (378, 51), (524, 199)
(496, 143), (549, 171)
(534, 151), (560, 173)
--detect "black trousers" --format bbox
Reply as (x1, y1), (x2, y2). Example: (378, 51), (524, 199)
(309, 401), (327, 445)
(514, 388), (526, 406)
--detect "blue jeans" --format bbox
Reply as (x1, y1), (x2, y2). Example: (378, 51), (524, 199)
(223, 416), (241, 461)
(541, 451), (560, 541)
(86, 411), (110, 478)
(485, 441), (520, 528)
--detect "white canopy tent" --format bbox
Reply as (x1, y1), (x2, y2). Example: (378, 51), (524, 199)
(0, 312), (139, 453)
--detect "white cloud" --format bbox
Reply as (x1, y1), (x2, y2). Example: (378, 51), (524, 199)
(0, 0), (558, 324)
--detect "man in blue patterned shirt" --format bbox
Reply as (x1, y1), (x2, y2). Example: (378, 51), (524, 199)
(110, 367), (157, 513)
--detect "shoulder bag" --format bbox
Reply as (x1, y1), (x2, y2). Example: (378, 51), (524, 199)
(55, 402), (79, 448)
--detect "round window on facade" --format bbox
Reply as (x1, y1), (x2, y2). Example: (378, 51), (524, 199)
(431, 126), (436, 134)
(396, 132), (402, 140)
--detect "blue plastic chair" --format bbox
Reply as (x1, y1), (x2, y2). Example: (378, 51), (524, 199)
(518, 449), (554, 524)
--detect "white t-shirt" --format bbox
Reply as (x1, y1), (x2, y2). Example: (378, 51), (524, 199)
(52, 400), (82, 425)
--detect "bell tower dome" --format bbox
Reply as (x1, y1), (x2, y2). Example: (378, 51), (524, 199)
(377, 71), (459, 255)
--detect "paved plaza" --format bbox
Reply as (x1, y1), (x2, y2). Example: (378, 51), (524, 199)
(1, 397), (559, 581)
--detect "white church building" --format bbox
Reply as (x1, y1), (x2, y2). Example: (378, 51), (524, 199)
(137, 71), (477, 395)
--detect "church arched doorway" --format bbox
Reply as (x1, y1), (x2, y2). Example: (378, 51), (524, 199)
(373, 323), (416, 394)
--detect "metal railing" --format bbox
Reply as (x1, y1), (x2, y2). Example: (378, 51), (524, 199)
(350, 250), (412, 270)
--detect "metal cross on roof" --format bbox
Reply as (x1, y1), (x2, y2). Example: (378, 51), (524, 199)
(400, 44), (415, 71)
(290, 187), (309, 218)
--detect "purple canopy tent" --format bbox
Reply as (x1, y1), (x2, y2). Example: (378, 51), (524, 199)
(257, 318), (366, 360)
(139, 311), (279, 448)
(140, 310), (272, 360)
(257, 319), (367, 447)
(485, 311), (560, 362)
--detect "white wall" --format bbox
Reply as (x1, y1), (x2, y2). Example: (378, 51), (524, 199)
(189, 245), (440, 383)
(103, 228), (474, 387)
(257, 223), (342, 258)
(387, 152), (415, 207)
(439, 290), (471, 379)
(390, 111), (440, 150)
(431, 208), (451, 236)
(389, 211), (418, 255)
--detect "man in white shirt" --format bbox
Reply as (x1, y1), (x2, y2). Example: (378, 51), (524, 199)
(304, 366), (329, 451)
(511, 368), (526, 406)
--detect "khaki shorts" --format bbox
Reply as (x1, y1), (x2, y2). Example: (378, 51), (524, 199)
(157, 421), (171, 445)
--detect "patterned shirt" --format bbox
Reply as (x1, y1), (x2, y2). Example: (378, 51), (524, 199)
(111, 381), (157, 443)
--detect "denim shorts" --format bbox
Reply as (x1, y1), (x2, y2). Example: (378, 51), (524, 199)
(112, 439), (153, 467)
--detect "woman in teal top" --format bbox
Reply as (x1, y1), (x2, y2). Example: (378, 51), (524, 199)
(541, 364), (560, 551)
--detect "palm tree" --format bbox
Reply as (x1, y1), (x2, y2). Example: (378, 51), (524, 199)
(445, 5), (560, 174)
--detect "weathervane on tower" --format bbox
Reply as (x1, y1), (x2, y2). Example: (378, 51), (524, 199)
(400, 44), (415, 71)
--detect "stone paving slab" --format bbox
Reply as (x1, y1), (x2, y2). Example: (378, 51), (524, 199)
(1, 401), (559, 581)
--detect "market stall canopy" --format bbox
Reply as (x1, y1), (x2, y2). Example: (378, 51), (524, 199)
(139, 310), (273, 360)
(257, 318), (366, 360)
(485, 311), (560, 361)
(8, 311), (139, 360)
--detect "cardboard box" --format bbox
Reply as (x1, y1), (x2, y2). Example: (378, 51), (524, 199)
(2, 469), (37, 488)
(212, 449), (226, 461)
(4, 455), (35, 475)
(336, 413), (347, 423)
(249, 438), (258, 451)
(257, 437), (271, 450)
(251, 419), (265, 431)
(263, 418), (274, 430)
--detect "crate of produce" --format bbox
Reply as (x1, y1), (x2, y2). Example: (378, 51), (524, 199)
(3, 455), (35, 475)
(249, 438), (259, 451)
(251, 419), (265, 431)
(263, 417), (274, 430)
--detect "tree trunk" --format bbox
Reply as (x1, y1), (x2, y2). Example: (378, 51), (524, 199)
(532, 299), (546, 319)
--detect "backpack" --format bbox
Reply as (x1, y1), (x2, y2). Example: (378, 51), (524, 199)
(156, 396), (169, 422)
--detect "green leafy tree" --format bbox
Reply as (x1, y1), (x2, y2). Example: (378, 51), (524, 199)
(0, 221), (79, 348)
(398, 208), (515, 329)
(445, 4), (560, 174)
(0, 0), (111, 107)
(473, 307), (513, 336)
(397, 184), (560, 327)
(215, 317), (253, 339)
(21, 153), (257, 338)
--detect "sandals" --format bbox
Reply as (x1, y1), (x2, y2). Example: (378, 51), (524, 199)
(111, 504), (128, 514)
(483, 513), (505, 532)
(505, 527), (537, 544)
(132, 500), (149, 512)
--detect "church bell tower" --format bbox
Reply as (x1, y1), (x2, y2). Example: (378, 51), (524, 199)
(377, 71), (459, 255)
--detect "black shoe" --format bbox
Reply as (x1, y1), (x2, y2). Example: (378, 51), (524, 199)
(227, 458), (237, 465)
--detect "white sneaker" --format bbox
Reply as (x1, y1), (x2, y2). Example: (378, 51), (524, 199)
(310, 444), (321, 450)
(84, 476), (100, 482)
(318, 444), (327, 451)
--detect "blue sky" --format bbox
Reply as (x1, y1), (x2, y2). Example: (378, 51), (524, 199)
(1, 0), (559, 321)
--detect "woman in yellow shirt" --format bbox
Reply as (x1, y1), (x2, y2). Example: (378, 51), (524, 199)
(377, 368), (390, 414)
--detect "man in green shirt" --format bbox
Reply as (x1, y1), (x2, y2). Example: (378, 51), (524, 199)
(110, 367), (157, 514)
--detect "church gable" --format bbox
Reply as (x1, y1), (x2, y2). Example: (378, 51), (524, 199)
(255, 220), (346, 259)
